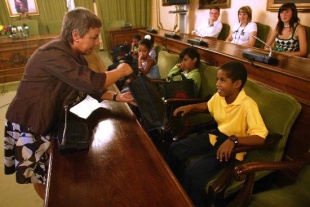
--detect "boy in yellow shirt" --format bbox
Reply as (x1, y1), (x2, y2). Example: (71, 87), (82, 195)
(166, 61), (268, 206)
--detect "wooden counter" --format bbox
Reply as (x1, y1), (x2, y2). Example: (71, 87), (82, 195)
(139, 29), (310, 182)
(44, 53), (193, 207)
(0, 34), (58, 83)
(105, 27), (145, 56)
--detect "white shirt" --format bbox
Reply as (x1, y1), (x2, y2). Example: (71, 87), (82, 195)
(231, 22), (257, 45)
(194, 18), (223, 38)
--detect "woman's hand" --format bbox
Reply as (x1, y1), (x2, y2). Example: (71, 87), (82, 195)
(118, 63), (133, 76)
(117, 92), (136, 106)
(216, 139), (235, 162)
(173, 105), (192, 117)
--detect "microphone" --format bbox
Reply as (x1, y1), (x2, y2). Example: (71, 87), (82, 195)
(193, 29), (203, 42)
(164, 27), (181, 39)
(251, 35), (272, 57)
(187, 29), (208, 47)
(17, 26), (23, 33)
(242, 35), (278, 65)
(23, 23), (29, 36)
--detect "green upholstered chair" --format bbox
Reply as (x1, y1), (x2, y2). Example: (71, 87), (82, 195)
(14, 19), (39, 36)
(163, 65), (302, 206)
(157, 51), (179, 79)
(304, 25), (310, 58)
(47, 20), (62, 35)
(218, 23), (230, 41)
(254, 22), (270, 48)
(154, 44), (166, 61)
(229, 153), (310, 207)
(107, 20), (126, 28)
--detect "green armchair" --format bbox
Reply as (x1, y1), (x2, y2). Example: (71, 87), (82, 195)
(157, 51), (180, 79)
(229, 152), (310, 207)
(154, 45), (167, 61)
(218, 23), (230, 41)
(254, 22), (270, 48)
(162, 65), (302, 206)
(47, 20), (62, 35)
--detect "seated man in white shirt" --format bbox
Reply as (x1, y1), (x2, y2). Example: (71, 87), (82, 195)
(192, 6), (223, 38)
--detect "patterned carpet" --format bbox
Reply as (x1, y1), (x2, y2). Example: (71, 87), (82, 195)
(0, 51), (112, 207)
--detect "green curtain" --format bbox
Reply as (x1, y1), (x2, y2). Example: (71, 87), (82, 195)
(0, 0), (11, 25)
(96, 0), (151, 49)
(0, 0), (151, 49)
(35, 0), (67, 34)
(96, 0), (151, 27)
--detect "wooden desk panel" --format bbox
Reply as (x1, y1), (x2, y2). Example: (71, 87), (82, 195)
(139, 29), (310, 182)
(0, 35), (57, 83)
(45, 53), (193, 207)
(106, 27), (145, 54)
(141, 29), (310, 103)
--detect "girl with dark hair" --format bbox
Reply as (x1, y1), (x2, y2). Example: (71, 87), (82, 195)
(137, 38), (160, 79)
(265, 3), (307, 57)
(167, 47), (201, 97)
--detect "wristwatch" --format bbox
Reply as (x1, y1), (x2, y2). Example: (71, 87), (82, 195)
(229, 135), (238, 145)
(112, 93), (118, 102)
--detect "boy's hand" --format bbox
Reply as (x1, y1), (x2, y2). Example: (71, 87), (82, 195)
(216, 139), (235, 162)
(173, 105), (192, 117)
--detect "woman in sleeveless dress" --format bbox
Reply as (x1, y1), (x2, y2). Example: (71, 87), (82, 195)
(265, 3), (307, 57)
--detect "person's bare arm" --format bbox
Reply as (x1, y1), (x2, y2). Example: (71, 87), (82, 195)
(142, 58), (156, 74)
(217, 135), (265, 162)
(288, 25), (307, 57)
(243, 31), (257, 47)
(104, 63), (132, 88)
(226, 30), (233, 42)
(173, 102), (208, 117)
(264, 29), (277, 50)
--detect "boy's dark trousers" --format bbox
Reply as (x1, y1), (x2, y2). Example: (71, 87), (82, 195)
(165, 128), (229, 207)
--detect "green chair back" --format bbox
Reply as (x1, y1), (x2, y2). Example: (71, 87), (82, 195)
(47, 20), (62, 35)
(185, 63), (216, 126)
(199, 65), (218, 98)
(157, 51), (179, 79)
(14, 19), (39, 36)
(154, 45), (166, 61)
(218, 23), (230, 41)
(244, 79), (301, 162)
(255, 22), (270, 48)
(108, 20), (126, 28)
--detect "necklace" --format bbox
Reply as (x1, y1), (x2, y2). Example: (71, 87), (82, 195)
(284, 24), (290, 28)
(233, 24), (247, 44)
